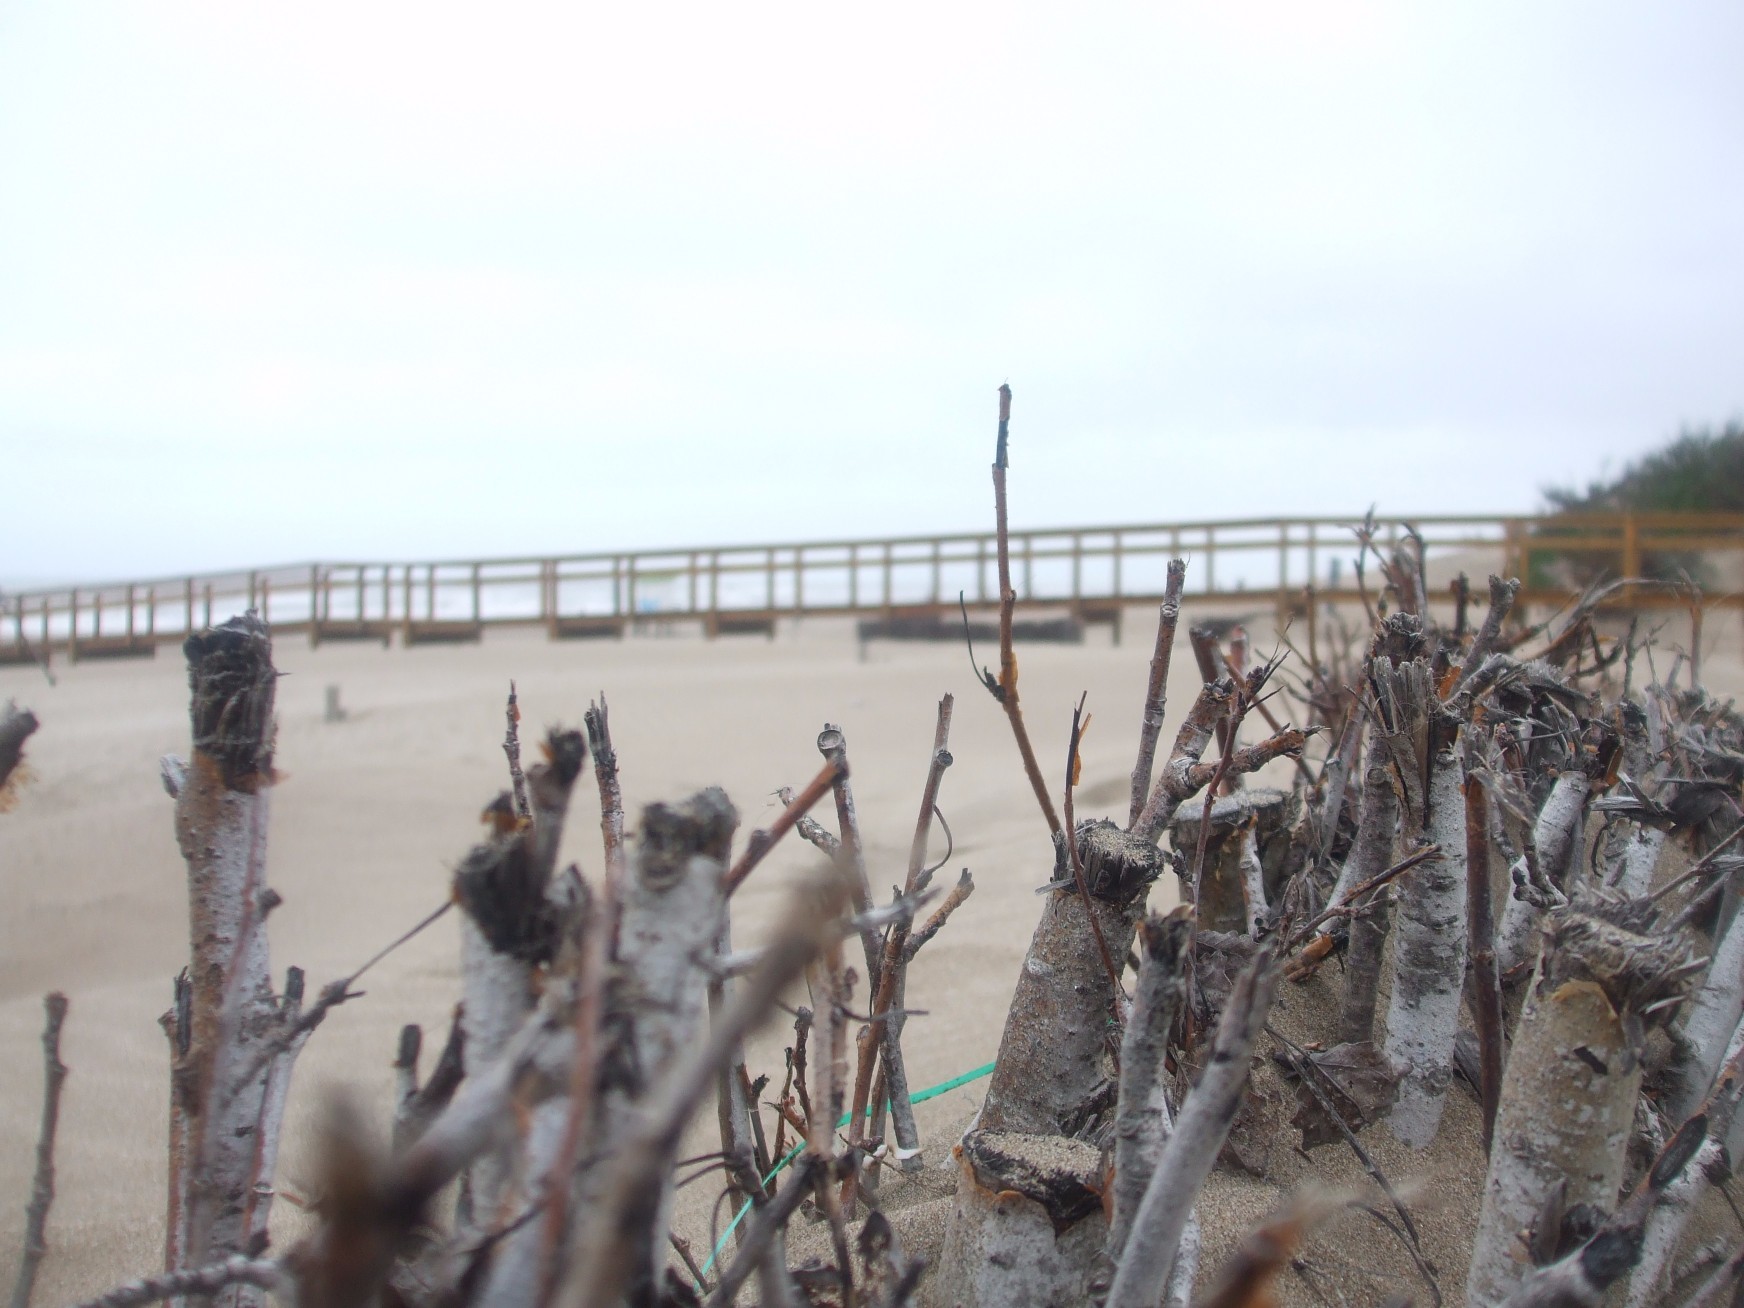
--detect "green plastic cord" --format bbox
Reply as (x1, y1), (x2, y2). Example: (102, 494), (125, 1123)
(694, 1060), (996, 1283)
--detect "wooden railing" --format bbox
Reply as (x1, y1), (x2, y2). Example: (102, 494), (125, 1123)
(4, 511), (1740, 665)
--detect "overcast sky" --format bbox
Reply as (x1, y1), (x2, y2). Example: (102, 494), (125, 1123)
(2, 2), (1740, 586)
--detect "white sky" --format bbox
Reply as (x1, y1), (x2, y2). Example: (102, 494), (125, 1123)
(2, 2), (1740, 586)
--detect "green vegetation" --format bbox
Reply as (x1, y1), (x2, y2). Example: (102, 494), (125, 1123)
(1545, 422), (1744, 515)
(1531, 422), (1743, 588)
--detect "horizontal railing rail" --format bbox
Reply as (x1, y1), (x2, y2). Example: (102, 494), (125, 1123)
(3, 511), (1739, 665)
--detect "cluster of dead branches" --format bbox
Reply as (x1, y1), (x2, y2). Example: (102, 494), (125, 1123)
(10, 386), (1744, 1308)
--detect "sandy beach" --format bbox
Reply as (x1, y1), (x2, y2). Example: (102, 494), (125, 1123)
(3, 606), (1740, 1303)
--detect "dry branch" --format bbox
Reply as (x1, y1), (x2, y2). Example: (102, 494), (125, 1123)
(504, 680), (530, 822)
(852, 696), (956, 1183)
(1129, 559), (1187, 827)
(724, 757), (840, 894)
(973, 383), (1064, 842)
(9, 992), (68, 1308)
(1105, 943), (1279, 1308)
(1107, 909), (1194, 1265)
(71, 1258), (289, 1308)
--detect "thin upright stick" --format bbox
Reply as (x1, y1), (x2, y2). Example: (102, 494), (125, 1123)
(1065, 694), (1123, 995)
(9, 992), (68, 1308)
(1106, 946), (1279, 1308)
(851, 696), (956, 1185)
(1465, 764), (1505, 1153)
(975, 384), (1064, 842)
(818, 726), (881, 993)
(585, 695), (628, 933)
(1129, 560), (1187, 827)
(504, 680), (531, 822)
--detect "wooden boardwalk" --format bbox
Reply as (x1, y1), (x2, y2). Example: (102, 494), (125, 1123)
(4, 511), (1740, 666)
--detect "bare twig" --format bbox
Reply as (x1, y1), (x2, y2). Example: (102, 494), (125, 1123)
(1106, 943), (1279, 1308)
(1066, 693), (1124, 997)
(505, 680), (531, 822)
(724, 757), (843, 894)
(585, 694), (628, 937)
(817, 725), (881, 993)
(1284, 844), (1442, 956)
(850, 696), (957, 1185)
(1129, 559), (1187, 827)
(972, 384), (1064, 842)
(71, 1257), (288, 1308)
(9, 992), (68, 1308)
(777, 786), (841, 859)
(1450, 576), (1521, 697)
(1108, 909), (1194, 1261)
(1270, 1024), (1441, 1305)
(903, 868), (975, 960)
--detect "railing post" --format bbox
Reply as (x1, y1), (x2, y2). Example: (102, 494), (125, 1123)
(470, 563), (482, 627)
(688, 552), (699, 616)
(424, 565), (436, 625)
(795, 547), (806, 615)
(125, 583), (136, 642)
(401, 566), (413, 644)
(68, 589), (79, 662)
(261, 576), (272, 625)
(882, 543), (893, 614)
(976, 537), (987, 603)
(203, 583), (214, 630)
(184, 578), (194, 636)
(40, 599), (51, 668)
(1622, 512), (1641, 590)
(248, 571), (258, 613)
(1112, 530), (1123, 599)
(930, 540), (942, 605)
(1278, 522), (1289, 593)
(708, 550), (720, 639)
(310, 564), (322, 647)
(765, 547), (776, 615)
(848, 544), (859, 609)
(1070, 532), (1083, 608)
(146, 584), (156, 637)
(1307, 524), (1318, 592)
(1022, 535), (1033, 599)
(1205, 527), (1217, 593)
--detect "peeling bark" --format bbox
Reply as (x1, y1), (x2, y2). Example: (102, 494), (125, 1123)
(161, 615), (306, 1306)
(1382, 745), (1468, 1146)
(1498, 772), (1590, 973)
(977, 823), (1161, 1136)
(575, 789), (737, 1305)
(1334, 753), (1401, 1046)
(1108, 909), (1194, 1261)
(1468, 903), (1696, 1307)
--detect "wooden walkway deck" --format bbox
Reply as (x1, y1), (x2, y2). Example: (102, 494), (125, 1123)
(4, 511), (1740, 666)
